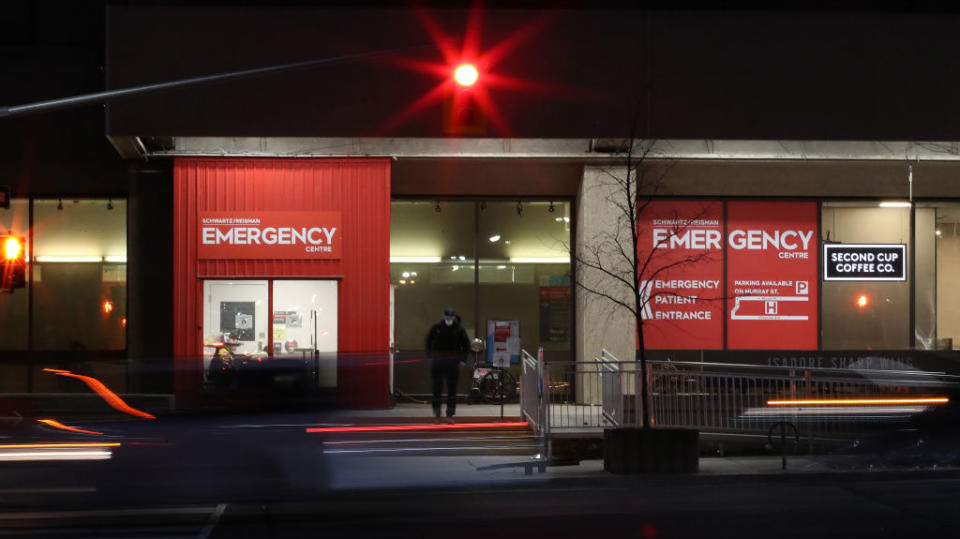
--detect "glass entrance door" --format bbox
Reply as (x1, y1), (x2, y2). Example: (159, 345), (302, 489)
(389, 200), (572, 397)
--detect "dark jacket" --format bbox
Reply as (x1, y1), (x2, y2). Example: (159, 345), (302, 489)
(425, 318), (470, 361)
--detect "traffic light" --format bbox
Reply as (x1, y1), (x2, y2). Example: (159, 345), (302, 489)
(1, 235), (26, 292)
(443, 63), (487, 135)
(453, 63), (479, 87)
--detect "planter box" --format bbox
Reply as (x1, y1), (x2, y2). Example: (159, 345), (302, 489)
(604, 427), (699, 474)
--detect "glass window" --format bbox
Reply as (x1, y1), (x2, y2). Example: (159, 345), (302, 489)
(389, 199), (572, 397)
(272, 280), (338, 387)
(390, 201), (477, 397)
(916, 202), (959, 350)
(202, 280), (268, 381)
(32, 199), (127, 350)
(821, 202), (911, 350)
(477, 201), (571, 362)
(0, 199), (29, 350)
(390, 201), (477, 348)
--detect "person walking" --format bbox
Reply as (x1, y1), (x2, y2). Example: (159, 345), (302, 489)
(425, 307), (470, 423)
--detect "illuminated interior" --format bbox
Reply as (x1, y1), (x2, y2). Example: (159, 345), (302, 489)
(389, 200), (571, 396)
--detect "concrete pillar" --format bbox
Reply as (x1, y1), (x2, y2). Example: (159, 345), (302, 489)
(126, 162), (174, 394)
(575, 166), (636, 404)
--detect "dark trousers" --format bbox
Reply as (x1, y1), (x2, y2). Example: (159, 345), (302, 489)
(430, 359), (460, 417)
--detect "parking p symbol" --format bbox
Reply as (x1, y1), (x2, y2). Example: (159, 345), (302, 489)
(796, 281), (809, 295)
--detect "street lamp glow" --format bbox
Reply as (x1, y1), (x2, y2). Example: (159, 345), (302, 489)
(454, 64), (478, 87)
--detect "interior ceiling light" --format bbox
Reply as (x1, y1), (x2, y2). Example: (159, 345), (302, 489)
(488, 235), (501, 242)
(509, 257), (570, 264)
(35, 256), (102, 263)
(390, 256), (441, 263)
(878, 201), (912, 208)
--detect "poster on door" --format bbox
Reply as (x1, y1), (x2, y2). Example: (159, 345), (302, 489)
(487, 320), (520, 367)
(726, 201), (818, 349)
(636, 200), (724, 349)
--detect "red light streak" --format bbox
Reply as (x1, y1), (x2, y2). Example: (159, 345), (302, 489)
(307, 421), (528, 434)
(37, 419), (104, 435)
(767, 397), (949, 406)
(42, 368), (156, 419)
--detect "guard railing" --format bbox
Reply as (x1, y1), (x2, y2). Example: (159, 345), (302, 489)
(641, 360), (958, 438)
(518, 350), (960, 453)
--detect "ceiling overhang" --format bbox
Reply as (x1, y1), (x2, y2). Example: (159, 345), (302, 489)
(109, 137), (960, 162)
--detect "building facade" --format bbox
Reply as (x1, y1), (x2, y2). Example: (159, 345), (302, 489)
(5, 6), (960, 408)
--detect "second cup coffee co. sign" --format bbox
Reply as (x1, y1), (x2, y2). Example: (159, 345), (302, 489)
(823, 244), (906, 281)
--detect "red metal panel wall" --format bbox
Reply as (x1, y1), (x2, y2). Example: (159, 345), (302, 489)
(174, 157), (391, 407)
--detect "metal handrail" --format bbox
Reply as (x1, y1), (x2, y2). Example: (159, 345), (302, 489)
(519, 348), (549, 461)
(522, 349), (537, 371)
(596, 349), (622, 426)
(600, 348), (621, 365)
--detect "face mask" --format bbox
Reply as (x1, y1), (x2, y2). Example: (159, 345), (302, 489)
(444, 316), (454, 326)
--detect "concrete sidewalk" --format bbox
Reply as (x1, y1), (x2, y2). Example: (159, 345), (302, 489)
(323, 402), (960, 491)
(327, 451), (960, 492)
